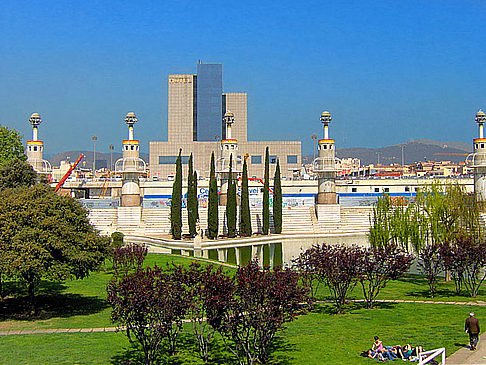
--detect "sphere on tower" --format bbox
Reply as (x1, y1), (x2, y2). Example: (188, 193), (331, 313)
(29, 113), (42, 126)
(224, 111), (235, 124)
(124, 112), (138, 126)
(320, 111), (332, 125)
(475, 110), (486, 124)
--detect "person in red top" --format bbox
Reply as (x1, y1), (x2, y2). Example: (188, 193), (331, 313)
(465, 312), (480, 350)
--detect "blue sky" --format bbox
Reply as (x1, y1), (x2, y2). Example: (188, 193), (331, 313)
(1, 0), (485, 155)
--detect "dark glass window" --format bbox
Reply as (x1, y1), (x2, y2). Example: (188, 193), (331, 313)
(196, 63), (222, 141)
(270, 155), (278, 164)
(384, 187), (389, 192)
(287, 155), (298, 164)
(405, 187), (410, 192)
(374, 188), (379, 192)
(251, 155), (262, 164)
(159, 156), (190, 165)
(351, 187), (357, 192)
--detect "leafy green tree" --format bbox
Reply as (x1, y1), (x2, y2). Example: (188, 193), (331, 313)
(240, 158), (252, 236)
(273, 159), (282, 234)
(226, 155), (237, 238)
(208, 152), (219, 239)
(262, 147), (270, 235)
(0, 184), (108, 308)
(0, 158), (37, 189)
(187, 153), (198, 237)
(171, 150), (183, 240)
(0, 125), (26, 163)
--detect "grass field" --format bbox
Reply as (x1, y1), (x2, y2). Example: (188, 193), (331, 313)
(0, 302), (479, 364)
(0, 253), (483, 364)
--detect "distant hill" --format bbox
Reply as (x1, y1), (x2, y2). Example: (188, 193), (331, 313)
(303, 139), (472, 165)
(49, 151), (149, 169)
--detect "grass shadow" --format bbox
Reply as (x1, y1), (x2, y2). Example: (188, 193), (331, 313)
(310, 301), (397, 315)
(0, 292), (109, 321)
(111, 332), (235, 365)
(266, 334), (297, 365)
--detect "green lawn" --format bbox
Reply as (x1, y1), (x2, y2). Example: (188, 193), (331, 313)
(0, 302), (479, 364)
(0, 253), (484, 364)
(0, 254), (231, 331)
(313, 275), (486, 303)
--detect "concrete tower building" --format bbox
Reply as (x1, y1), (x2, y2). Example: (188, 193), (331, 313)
(218, 111), (240, 206)
(150, 62), (301, 180)
(115, 112), (146, 207)
(26, 113), (51, 174)
(314, 111), (337, 204)
(471, 110), (486, 204)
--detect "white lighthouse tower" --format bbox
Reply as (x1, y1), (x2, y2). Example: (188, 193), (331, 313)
(218, 111), (240, 206)
(26, 113), (51, 175)
(114, 112), (146, 207)
(469, 110), (486, 204)
(314, 111), (337, 204)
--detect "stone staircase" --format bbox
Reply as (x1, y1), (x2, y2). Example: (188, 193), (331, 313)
(339, 206), (372, 233)
(317, 205), (341, 233)
(142, 209), (171, 236)
(281, 206), (315, 234)
(116, 207), (143, 234)
(87, 209), (117, 235)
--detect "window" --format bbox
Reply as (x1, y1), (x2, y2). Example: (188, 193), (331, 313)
(351, 187), (357, 192)
(384, 187), (389, 193)
(323, 145), (327, 149)
(287, 155), (298, 164)
(270, 155), (278, 164)
(159, 156), (190, 164)
(405, 187), (410, 192)
(374, 188), (379, 192)
(251, 155), (262, 164)
(237, 156), (242, 164)
(415, 187), (420, 192)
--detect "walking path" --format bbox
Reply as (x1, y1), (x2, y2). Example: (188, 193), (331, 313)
(3, 298), (486, 363)
(447, 333), (486, 364)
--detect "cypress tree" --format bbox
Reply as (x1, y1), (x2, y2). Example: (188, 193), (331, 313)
(187, 153), (197, 237)
(226, 155), (237, 238)
(273, 159), (282, 234)
(171, 149), (183, 240)
(194, 170), (199, 231)
(240, 157), (252, 236)
(263, 146), (270, 235)
(208, 152), (219, 239)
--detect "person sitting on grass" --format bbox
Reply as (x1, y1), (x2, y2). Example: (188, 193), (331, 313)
(371, 336), (399, 361)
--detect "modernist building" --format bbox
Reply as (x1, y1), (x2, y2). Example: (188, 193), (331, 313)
(150, 62), (301, 179)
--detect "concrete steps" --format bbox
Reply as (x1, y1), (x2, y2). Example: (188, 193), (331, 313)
(339, 206), (372, 233)
(116, 207), (143, 234)
(282, 206), (314, 234)
(87, 209), (117, 235)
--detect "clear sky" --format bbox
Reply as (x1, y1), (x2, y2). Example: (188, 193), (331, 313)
(1, 0), (485, 156)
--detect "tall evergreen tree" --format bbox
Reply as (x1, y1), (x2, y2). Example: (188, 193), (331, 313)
(240, 158), (252, 236)
(208, 152), (219, 239)
(226, 155), (237, 238)
(187, 153), (198, 237)
(263, 147), (270, 235)
(273, 159), (282, 234)
(194, 170), (199, 231)
(170, 150), (183, 240)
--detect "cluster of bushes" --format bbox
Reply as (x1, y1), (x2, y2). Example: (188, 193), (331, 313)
(419, 238), (486, 297)
(170, 147), (283, 241)
(293, 243), (414, 313)
(107, 247), (306, 365)
(367, 184), (486, 299)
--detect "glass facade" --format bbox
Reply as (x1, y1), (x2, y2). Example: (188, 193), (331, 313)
(196, 63), (223, 141)
(159, 156), (190, 165)
(287, 155), (298, 164)
(251, 155), (262, 164)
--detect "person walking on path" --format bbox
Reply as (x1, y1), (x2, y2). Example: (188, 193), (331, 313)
(465, 312), (480, 350)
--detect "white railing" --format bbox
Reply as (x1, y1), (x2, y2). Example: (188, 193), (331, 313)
(418, 348), (446, 365)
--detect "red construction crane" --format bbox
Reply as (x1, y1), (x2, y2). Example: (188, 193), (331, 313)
(55, 154), (85, 192)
